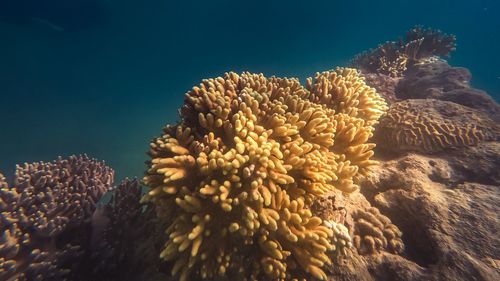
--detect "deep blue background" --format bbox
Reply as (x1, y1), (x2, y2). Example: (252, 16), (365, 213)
(1, 0), (499, 181)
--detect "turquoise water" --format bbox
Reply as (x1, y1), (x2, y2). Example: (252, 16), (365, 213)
(1, 0), (499, 180)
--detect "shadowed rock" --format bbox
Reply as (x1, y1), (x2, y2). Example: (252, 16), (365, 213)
(396, 59), (500, 120)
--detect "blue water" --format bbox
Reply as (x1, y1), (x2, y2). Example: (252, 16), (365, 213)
(1, 0), (499, 180)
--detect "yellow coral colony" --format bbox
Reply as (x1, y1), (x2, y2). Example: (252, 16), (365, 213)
(143, 68), (387, 280)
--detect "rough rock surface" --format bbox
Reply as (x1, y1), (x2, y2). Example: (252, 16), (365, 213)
(325, 57), (500, 281)
(362, 73), (400, 105)
(349, 146), (500, 281)
(396, 59), (500, 120)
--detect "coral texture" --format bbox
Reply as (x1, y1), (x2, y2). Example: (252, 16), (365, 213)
(323, 220), (352, 257)
(351, 207), (404, 255)
(351, 26), (456, 77)
(0, 155), (114, 281)
(143, 68), (387, 280)
(375, 99), (499, 153)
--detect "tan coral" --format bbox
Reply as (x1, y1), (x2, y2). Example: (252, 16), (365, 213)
(143, 70), (387, 281)
(352, 207), (404, 255)
(306, 68), (388, 127)
(375, 99), (498, 153)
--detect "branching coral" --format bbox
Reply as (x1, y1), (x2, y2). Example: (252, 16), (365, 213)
(90, 178), (143, 278)
(323, 220), (352, 258)
(143, 68), (387, 280)
(375, 99), (498, 153)
(405, 26), (456, 59)
(305, 68), (388, 128)
(351, 26), (456, 77)
(352, 207), (404, 255)
(0, 155), (114, 281)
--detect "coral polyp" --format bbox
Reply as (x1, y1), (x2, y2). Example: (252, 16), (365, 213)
(143, 68), (387, 280)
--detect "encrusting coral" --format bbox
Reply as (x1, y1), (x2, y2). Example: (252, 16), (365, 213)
(351, 207), (404, 255)
(351, 26), (456, 77)
(375, 99), (499, 153)
(143, 67), (387, 280)
(0, 155), (114, 281)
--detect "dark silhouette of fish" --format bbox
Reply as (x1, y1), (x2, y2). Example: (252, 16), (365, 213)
(0, 0), (110, 32)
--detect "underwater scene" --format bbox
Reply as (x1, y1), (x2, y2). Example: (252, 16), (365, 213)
(0, 0), (499, 280)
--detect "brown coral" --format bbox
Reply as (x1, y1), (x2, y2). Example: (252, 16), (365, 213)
(0, 155), (114, 281)
(352, 207), (404, 255)
(375, 99), (499, 153)
(351, 26), (456, 77)
(405, 26), (456, 58)
(88, 178), (156, 281)
(143, 68), (387, 280)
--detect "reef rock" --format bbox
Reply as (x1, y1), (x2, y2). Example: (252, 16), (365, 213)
(337, 28), (500, 280)
(343, 144), (500, 281)
(321, 142), (500, 281)
(396, 59), (500, 120)
(362, 73), (400, 105)
(333, 56), (500, 281)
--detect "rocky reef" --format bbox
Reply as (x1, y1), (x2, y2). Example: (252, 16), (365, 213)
(335, 28), (500, 281)
(1, 27), (498, 281)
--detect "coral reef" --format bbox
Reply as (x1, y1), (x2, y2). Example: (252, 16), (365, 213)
(351, 26), (456, 77)
(375, 99), (500, 153)
(337, 26), (500, 281)
(0, 155), (114, 281)
(143, 68), (387, 280)
(2, 26), (498, 281)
